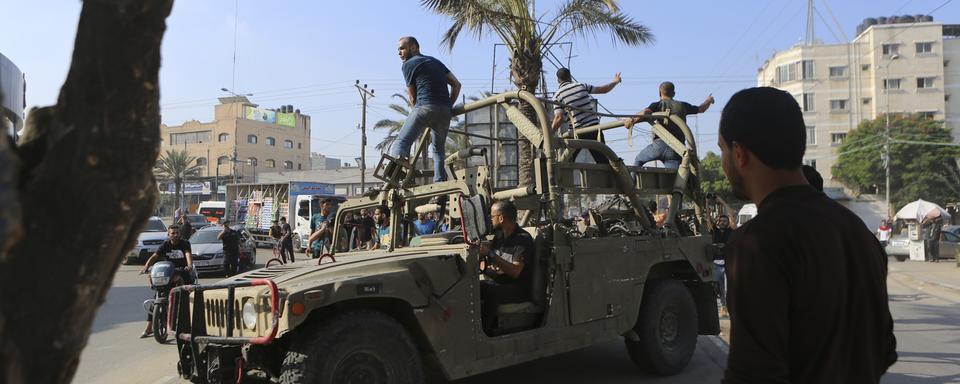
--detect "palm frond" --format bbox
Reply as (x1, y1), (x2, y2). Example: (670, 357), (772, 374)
(373, 119), (403, 132)
(545, 0), (653, 47)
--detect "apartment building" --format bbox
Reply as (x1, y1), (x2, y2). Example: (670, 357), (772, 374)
(160, 96), (312, 182)
(757, 16), (960, 187)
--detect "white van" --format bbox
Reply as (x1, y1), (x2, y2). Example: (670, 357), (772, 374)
(197, 201), (226, 223)
(737, 203), (757, 227)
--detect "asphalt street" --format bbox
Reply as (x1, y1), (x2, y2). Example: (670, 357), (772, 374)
(73, 250), (960, 383)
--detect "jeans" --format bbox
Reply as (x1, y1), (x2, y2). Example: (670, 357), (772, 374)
(635, 139), (681, 169)
(713, 263), (727, 307)
(388, 104), (453, 182)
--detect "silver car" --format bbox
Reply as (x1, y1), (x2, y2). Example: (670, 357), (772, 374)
(188, 225), (257, 275)
(885, 230), (960, 262)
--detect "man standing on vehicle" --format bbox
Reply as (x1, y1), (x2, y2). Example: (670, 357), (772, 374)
(389, 36), (461, 183)
(479, 200), (535, 335)
(718, 87), (896, 382)
(139, 225), (194, 338)
(218, 220), (241, 276)
(278, 216), (295, 263)
(626, 81), (714, 168)
(551, 68), (622, 163)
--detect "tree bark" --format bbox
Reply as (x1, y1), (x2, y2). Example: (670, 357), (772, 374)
(0, 1), (173, 383)
(510, 40), (543, 187)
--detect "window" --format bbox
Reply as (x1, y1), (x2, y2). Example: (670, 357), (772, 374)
(169, 131), (211, 145)
(247, 134), (258, 144)
(883, 78), (901, 90)
(298, 163), (302, 170)
(829, 66), (847, 78)
(284, 140), (294, 149)
(831, 132), (847, 145)
(802, 93), (815, 112)
(298, 142), (302, 149)
(266, 159), (276, 168)
(806, 126), (817, 145)
(217, 156), (230, 165)
(283, 161), (293, 169)
(777, 63), (799, 83)
(919, 111), (936, 120)
(830, 99), (848, 111)
(862, 97), (872, 105)
(801, 60), (815, 79)
(917, 77), (935, 89)
(861, 64), (871, 71)
(882, 43), (899, 56)
(247, 157), (257, 166)
(266, 137), (276, 146)
(916, 42), (933, 54)
(804, 159), (817, 170)
(218, 133), (230, 142)
(196, 157), (207, 166)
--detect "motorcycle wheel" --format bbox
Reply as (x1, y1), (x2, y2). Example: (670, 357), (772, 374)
(153, 303), (168, 344)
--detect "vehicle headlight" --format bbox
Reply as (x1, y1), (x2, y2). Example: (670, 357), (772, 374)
(242, 300), (258, 330)
(215, 252), (225, 259)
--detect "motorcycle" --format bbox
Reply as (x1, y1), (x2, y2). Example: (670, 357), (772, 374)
(143, 261), (196, 344)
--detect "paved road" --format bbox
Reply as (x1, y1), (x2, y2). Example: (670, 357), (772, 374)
(75, 251), (960, 383)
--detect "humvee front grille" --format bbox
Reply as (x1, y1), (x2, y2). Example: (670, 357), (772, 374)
(205, 298), (242, 334)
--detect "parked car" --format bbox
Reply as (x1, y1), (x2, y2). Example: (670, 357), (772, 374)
(885, 229), (960, 262)
(124, 217), (168, 264)
(188, 225), (257, 275)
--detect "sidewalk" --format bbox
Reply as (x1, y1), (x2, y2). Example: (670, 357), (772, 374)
(888, 256), (960, 302)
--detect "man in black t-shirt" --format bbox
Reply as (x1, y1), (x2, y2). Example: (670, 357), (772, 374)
(278, 216), (295, 263)
(218, 221), (241, 275)
(139, 225), (194, 338)
(479, 200), (535, 334)
(626, 81), (714, 169)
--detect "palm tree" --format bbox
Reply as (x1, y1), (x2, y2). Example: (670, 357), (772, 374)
(154, 149), (204, 212)
(373, 93), (465, 157)
(422, 0), (653, 185)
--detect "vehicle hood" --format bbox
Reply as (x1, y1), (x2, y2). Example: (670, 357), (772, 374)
(137, 231), (167, 243)
(191, 243), (224, 259)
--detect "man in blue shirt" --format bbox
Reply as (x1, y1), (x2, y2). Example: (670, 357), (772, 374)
(390, 36), (462, 182)
(412, 212), (436, 236)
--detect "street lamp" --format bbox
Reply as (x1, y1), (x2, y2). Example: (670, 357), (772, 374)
(220, 87), (253, 97)
(881, 53), (899, 219)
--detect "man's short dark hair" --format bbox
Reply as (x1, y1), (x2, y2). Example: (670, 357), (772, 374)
(280, 216), (286, 222)
(375, 205), (390, 215)
(557, 68), (572, 83)
(492, 200), (518, 222)
(802, 165), (824, 191)
(720, 87), (806, 170)
(400, 36), (419, 49)
(659, 81), (675, 97)
(168, 225), (179, 231)
(320, 197), (333, 206)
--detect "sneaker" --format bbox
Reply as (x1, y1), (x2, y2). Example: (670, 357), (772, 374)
(140, 331), (153, 339)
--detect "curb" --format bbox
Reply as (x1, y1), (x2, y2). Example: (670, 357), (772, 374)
(700, 335), (729, 368)
(889, 271), (960, 303)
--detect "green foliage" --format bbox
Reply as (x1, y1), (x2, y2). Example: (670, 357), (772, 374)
(832, 113), (960, 209)
(699, 151), (735, 202)
(154, 149), (203, 208)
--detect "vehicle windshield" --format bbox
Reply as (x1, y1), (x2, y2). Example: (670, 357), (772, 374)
(144, 219), (166, 232)
(186, 215), (208, 225)
(190, 230), (221, 244)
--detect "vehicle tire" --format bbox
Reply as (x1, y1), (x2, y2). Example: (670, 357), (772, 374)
(153, 303), (169, 344)
(292, 234), (303, 253)
(279, 310), (424, 384)
(625, 279), (698, 376)
(894, 254), (908, 262)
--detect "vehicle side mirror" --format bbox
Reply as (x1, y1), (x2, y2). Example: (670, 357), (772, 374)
(459, 194), (491, 244)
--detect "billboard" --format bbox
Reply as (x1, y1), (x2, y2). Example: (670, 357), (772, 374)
(277, 112), (296, 127)
(244, 106), (276, 124)
(161, 181), (212, 195)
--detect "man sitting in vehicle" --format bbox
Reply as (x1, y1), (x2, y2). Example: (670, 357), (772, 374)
(139, 225), (194, 338)
(479, 200), (535, 334)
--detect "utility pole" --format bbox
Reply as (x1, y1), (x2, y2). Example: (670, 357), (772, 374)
(882, 54), (899, 219)
(355, 80), (375, 192)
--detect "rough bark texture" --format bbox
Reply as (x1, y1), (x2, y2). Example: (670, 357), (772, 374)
(510, 40), (542, 187)
(0, 1), (173, 383)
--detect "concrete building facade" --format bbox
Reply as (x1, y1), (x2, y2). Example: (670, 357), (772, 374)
(757, 17), (960, 187)
(310, 152), (342, 170)
(0, 52), (25, 140)
(160, 96), (311, 182)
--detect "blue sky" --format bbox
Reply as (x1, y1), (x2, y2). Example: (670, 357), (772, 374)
(1, 0), (954, 160)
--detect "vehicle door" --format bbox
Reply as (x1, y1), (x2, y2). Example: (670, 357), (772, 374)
(566, 236), (639, 324)
(939, 231), (960, 259)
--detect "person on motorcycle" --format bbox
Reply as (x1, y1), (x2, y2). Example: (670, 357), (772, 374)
(139, 224), (194, 338)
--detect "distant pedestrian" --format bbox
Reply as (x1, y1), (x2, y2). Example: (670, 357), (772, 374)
(389, 36), (462, 182)
(551, 68), (622, 163)
(718, 87), (896, 382)
(627, 81), (714, 168)
(278, 217), (295, 263)
(178, 215), (193, 241)
(802, 164), (824, 192)
(217, 221), (241, 275)
(174, 207), (183, 223)
(412, 212), (436, 236)
(877, 220), (892, 247)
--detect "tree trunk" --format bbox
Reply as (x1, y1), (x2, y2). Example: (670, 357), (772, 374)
(510, 40), (543, 187)
(0, 1), (173, 382)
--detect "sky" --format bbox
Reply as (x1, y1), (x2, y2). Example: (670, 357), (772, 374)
(1, 0), (956, 161)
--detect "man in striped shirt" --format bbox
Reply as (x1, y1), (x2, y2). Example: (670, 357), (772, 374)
(551, 68), (622, 163)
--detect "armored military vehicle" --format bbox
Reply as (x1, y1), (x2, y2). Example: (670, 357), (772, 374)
(169, 90), (721, 383)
